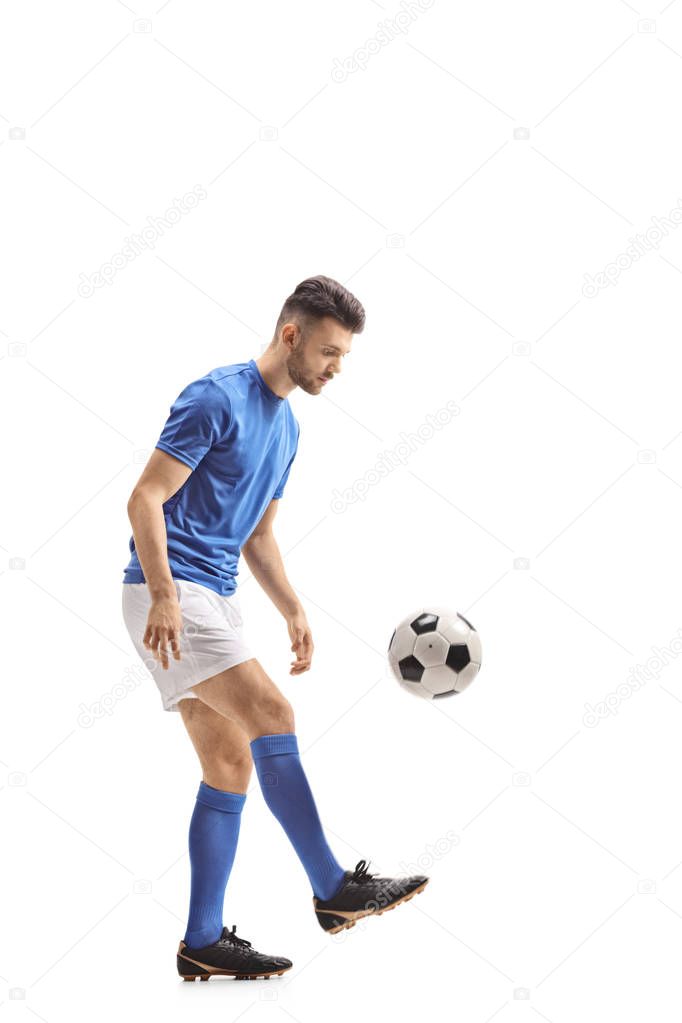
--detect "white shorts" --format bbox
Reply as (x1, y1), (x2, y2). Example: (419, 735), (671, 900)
(121, 577), (254, 713)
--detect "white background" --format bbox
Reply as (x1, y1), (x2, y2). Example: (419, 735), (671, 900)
(2, 0), (682, 1018)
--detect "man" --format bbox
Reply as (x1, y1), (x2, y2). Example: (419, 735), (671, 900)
(122, 275), (429, 982)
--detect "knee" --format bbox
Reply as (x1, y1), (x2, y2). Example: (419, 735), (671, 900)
(220, 747), (253, 773)
(205, 740), (253, 776)
(203, 747), (253, 791)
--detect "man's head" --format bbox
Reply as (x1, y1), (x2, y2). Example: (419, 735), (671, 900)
(269, 275), (366, 395)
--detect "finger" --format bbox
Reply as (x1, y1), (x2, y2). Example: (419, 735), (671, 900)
(155, 627), (169, 669)
(149, 628), (161, 658)
(168, 631), (181, 661)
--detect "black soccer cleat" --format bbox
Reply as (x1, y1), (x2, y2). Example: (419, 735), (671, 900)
(177, 924), (293, 981)
(313, 858), (429, 934)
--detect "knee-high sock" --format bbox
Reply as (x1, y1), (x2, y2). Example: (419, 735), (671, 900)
(183, 781), (246, 948)
(249, 733), (346, 901)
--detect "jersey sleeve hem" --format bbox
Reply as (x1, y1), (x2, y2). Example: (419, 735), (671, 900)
(155, 441), (198, 470)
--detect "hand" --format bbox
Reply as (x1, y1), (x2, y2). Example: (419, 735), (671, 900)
(143, 595), (183, 670)
(287, 609), (314, 675)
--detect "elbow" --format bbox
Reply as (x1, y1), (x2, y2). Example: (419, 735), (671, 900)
(242, 529), (271, 552)
(127, 487), (150, 521)
(126, 492), (139, 523)
(242, 534), (257, 554)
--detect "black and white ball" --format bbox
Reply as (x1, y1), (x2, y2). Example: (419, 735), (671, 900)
(388, 608), (482, 699)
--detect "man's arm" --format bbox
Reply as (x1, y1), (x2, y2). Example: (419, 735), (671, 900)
(126, 449), (192, 667)
(241, 500), (314, 674)
(127, 448), (192, 598)
(241, 500), (299, 617)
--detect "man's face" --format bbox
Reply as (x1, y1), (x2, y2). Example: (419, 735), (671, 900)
(285, 316), (353, 395)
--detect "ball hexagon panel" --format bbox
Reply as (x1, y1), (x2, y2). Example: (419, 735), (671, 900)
(413, 631), (450, 669)
(453, 661), (480, 693)
(440, 616), (471, 646)
(421, 664), (458, 697)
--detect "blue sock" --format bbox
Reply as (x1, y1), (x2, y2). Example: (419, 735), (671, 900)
(249, 733), (346, 900)
(183, 781), (246, 948)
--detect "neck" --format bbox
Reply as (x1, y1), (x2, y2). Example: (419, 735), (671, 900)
(255, 352), (297, 400)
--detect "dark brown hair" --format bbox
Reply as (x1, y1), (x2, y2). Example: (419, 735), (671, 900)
(274, 275), (366, 339)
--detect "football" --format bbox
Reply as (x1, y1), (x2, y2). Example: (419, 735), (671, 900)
(388, 607), (482, 699)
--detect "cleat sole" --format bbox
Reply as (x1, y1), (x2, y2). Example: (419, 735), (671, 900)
(179, 966), (290, 981)
(177, 946), (292, 981)
(314, 877), (429, 934)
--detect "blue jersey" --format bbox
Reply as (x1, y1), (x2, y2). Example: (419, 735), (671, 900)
(123, 359), (300, 596)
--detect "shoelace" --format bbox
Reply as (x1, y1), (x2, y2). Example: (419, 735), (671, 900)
(221, 924), (252, 949)
(350, 858), (378, 884)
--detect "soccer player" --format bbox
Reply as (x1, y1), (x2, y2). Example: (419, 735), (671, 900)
(122, 275), (429, 982)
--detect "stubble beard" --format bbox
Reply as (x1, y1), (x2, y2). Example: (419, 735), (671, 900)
(286, 346), (322, 395)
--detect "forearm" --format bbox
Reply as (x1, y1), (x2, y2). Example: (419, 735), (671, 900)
(241, 532), (301, 618)
(127, 491), (176, 600)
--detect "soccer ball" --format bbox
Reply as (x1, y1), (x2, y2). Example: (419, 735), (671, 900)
(388, 607), (481, 699)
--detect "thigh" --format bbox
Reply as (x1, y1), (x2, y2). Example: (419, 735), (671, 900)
(178, 697), (253, 770)
(122, 579), (256, 714)
(187, 657), (295, 740)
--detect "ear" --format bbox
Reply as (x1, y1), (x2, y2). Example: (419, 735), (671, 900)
(281, 323), (299, 352)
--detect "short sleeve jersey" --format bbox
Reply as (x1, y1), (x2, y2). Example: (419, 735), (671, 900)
(122, 359), (300, 596)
